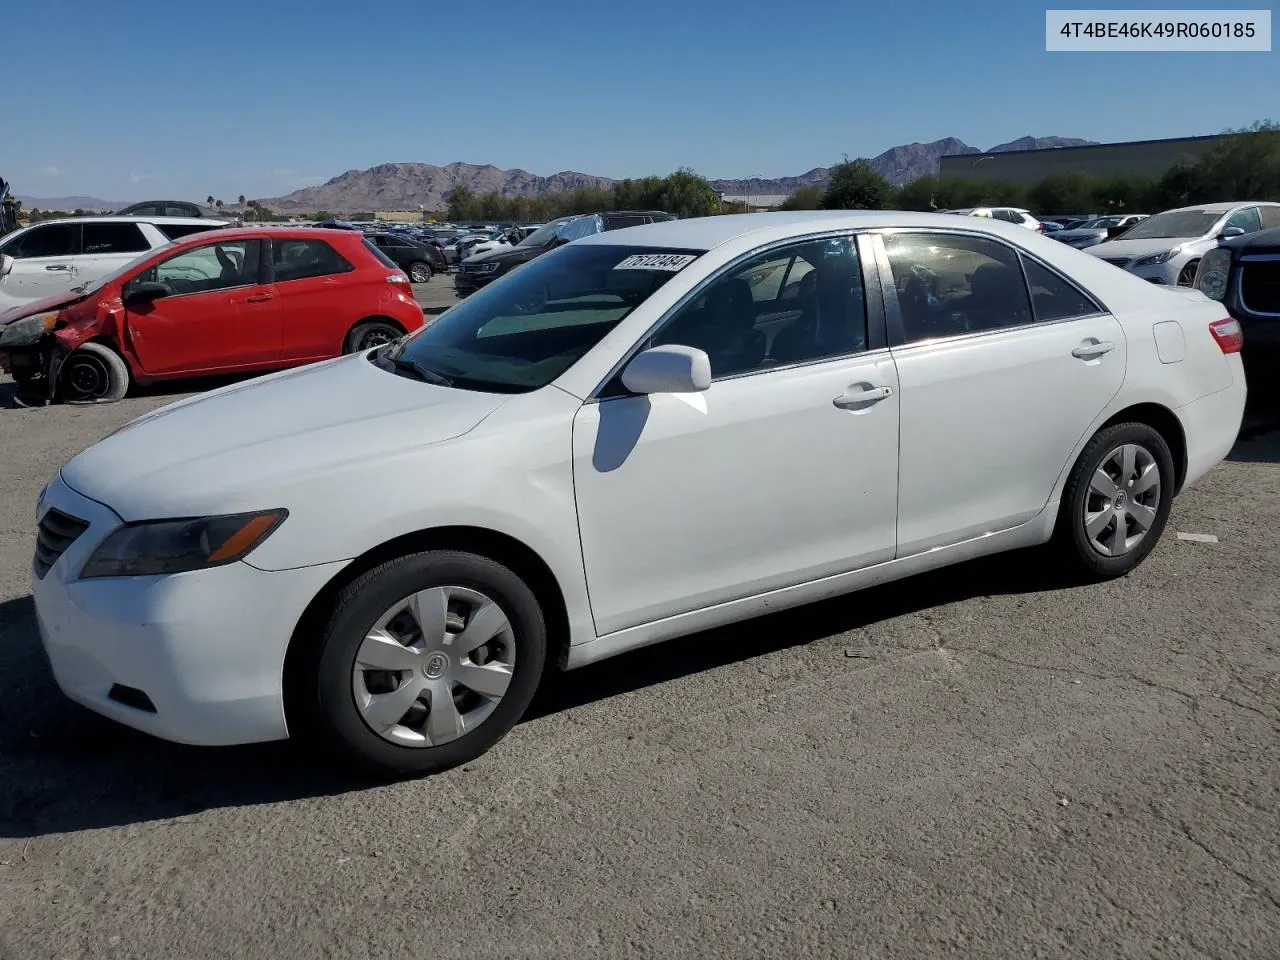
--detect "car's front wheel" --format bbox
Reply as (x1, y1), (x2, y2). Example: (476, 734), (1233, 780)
(1176, 259), (1200, 287)
(302, 550), (547, 776)
(1057, 422), (1175, 579)
(408, 261), (433, 283)
(58, 342), (130, 403)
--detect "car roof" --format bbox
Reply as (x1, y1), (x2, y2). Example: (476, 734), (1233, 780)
(575, 210), (1037, 251)
(165, 226), (366, 247)
(20, 215), (227, 228)
(1162, 201), (1280, 214)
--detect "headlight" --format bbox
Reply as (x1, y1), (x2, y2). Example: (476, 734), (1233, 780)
(1195, 248), (1233, 301)
(80, 509), (287, 578)
(1134, 246), (1181, 267)
(476, 261), (500, 273)
(0, 310), (59, 349)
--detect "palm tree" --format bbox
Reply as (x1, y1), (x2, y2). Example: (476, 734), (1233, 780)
(215, 199), (223, 214)
(206, 194), (214, 209)
(238, 194), (246, 212)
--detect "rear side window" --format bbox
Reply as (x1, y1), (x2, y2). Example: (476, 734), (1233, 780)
(8, 223), (79, 259)
(362, 238), (399, 269)
(1261, 206), (1280, 229)
(883, 232), (1033, 342)
(1020, 256), (1103, 322)
(82, 222), (149, 254)
(156, 223), (221, 241)
(273, 239), (353, 282)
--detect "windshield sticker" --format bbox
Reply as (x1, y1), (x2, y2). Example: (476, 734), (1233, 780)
(613, 253), (698, 271)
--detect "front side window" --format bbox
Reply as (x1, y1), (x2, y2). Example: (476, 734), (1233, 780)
(273, 239), (353, 282)
(648, 236), (866, 378)
(883, 232), (1033, 342)
(7, 223), (78, 259)
(388, 244), (704, 392)
(82, 222), (149, 255)
(134, 239), (263, 295)
(1224, 206), (1262, 234)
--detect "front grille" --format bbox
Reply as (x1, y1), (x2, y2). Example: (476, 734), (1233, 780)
(1101, 257), (1132, 268)
(34, 508), (89, 579)
(1240, 261), (1280, 314)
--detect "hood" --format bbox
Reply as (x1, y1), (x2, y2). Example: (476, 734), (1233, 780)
(0, 288), (89, 326)
(1086, 236), (1204, 259)
(474, 244), (543, 267)
(59, 351), (510, 521)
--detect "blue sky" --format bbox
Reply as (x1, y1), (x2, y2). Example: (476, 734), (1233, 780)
(8, 0), (1277, 202)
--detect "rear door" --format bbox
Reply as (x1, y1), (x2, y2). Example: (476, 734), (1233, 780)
(0, 223), (80, 306)
(271, 237), (360, 361)
(76, 221), (153, 287)
(123, 238), (281, 375)
(877, 229), (1125, 556)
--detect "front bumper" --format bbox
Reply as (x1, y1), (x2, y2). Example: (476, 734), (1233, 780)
(32, 473), (347, 746)
(1124, 259), (1182, 285)
(453, 270), (497, 296)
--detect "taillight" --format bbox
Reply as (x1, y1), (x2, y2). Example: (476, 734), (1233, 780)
(1208, 317), (1242, 354)
(387, 273), (410, 285)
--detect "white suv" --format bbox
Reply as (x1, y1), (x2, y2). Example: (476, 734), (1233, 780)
(0, 216), (228, 314)
(942, 207), (1043, 232)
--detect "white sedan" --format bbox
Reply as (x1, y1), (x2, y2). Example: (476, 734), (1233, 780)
(32, 212), (1245, 775)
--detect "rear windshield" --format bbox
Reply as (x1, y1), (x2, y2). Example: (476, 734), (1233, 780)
(385, 244), (704, 393)
(362, 238), (399, 269)
(156, 222), (224, 241)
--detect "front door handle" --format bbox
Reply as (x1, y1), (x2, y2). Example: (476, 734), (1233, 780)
(45, 264), (71, 272)
(833, 385), (893, 409)
(246, 293), (273, 303)
(1072, 339), (1115, 359)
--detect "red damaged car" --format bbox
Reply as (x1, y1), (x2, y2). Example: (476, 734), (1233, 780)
(0, 227), (425, 404)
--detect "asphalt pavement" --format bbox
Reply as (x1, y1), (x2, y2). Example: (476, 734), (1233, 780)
(0, 301), (1277, 958)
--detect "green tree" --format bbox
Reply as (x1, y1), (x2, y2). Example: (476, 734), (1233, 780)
(1177, 121), (1280, 202)
(1028, 171), (1096, 215)
(821, 159), (893, 210)
(894, 176), (942, 211)
(779, 186), (823, 210)
(446, 186), (477, 221)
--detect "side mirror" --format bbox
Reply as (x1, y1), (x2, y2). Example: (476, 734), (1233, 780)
(1219, 226), (1246, 239)
(0, 253), (13, 278)
(123, 281), (174, 306)
(621, 345), (711, 395)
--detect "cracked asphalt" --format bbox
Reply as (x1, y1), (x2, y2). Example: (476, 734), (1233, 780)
(1, 295), (1277, 958)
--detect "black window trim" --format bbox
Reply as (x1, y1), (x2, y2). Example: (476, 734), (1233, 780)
(870, 227), (1110, 350)
(124, 237), (267, 301)
(80, 220), (151, 257)
(586, 230), (888, 403)
(6, 221), (83, 259)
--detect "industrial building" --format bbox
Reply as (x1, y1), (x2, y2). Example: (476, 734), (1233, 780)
(938, 134), (1228, 185)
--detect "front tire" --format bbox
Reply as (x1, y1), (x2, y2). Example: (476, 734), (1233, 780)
(1056, 422), (1175, 579)
(344, 320), (403, 354)
(302, 550), (547, 776)
(408, 261), (433, 283)
(1176, 259), (1200, 287)
(58, 342), (129, 403)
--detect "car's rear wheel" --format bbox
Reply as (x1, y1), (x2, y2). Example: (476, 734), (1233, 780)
(344, 320), (403, 354)
(58, 342), (129, 403)
(302, 550), (547, 776)
(407, 261), (433, 283)
(1057, 422), (1175, 579)
(1176, 260), (1200, 287)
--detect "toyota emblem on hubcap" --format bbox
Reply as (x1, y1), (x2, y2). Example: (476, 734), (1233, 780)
(1114, 490), (1127, 509)
(424, 652), (449, 679)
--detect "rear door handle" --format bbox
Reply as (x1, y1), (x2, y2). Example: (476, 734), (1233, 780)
(45, 264), (70, 272)
(833, 385), (893, 409)
(1072, 339), (1115, 359)
(246, 293), (273, 303)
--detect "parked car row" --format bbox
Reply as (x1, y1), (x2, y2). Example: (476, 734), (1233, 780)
(0, 227), (425, 404)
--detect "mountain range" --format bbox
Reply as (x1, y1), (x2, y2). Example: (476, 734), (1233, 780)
(17, 136), (1098, 214)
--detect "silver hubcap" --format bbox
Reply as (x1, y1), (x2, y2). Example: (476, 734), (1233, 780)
(1084, 443), (1162, 557)
(410, 264), (430, 282)
(351, 586), (515, 748)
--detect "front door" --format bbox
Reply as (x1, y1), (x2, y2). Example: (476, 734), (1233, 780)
(123, 238), (281, 375)
(0, 222), (80, 309)
(878, 230), (1126, 556)
(572, 234), (901, 636)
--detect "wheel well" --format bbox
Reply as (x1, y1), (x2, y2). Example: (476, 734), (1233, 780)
(281, 526), (571, 731)
(1101, 402), (1187, 492)
(351, 315), (407, 334)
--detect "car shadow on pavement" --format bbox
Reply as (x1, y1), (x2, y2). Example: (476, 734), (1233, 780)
(0, 549), (1077, 838)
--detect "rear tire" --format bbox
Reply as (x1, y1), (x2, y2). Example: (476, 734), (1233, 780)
(58, 342), (129, 403)
(408, 261), (433, 283)
(344, 320), (403, 354)
(299, 550), (547, 777)
(1056, 422), (1175, 579)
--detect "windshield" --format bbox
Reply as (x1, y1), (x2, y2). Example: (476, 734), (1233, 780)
(1120, 210), (1220, 240)
(517, 217), (577, 247)
(70, 247), (164, 295)
(385, 244), (704, 392)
